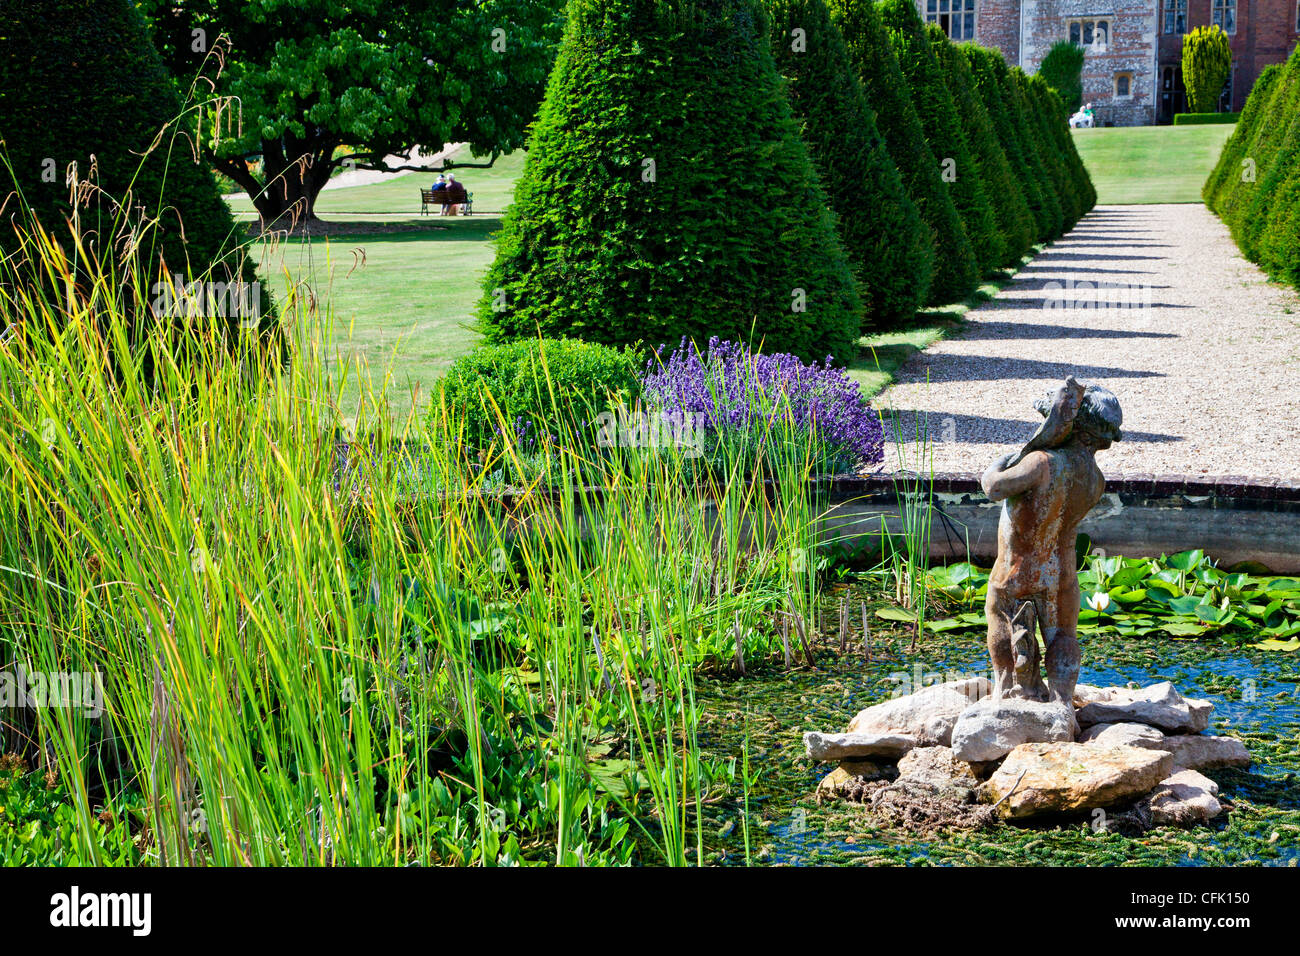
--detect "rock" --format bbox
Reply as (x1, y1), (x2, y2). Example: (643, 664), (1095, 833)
(816, 759), (891, 795)
(950, 698), (1076, 763)
(897, 746), (979, 788)
(1072, 684), (1106, 708)
(803, 730), (917, 762)
(1074, 682), (1213, 733)
(846, 677), (993, 748)
(982, 743), (1174, 819)
(1148, 768), (1223, 827)
(1159, 734), (1251, 771)
(1079, 721), (1167, 750)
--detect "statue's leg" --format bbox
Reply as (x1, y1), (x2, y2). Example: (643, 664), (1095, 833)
(1044, 571), (1081, 712)
(1021, 594), (1051, 702)
(985, 586), (1017, 699)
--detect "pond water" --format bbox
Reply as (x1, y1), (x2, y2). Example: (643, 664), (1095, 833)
(693, 589), (1300, 867)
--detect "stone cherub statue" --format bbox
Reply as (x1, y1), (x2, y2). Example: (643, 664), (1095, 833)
(980, 380), (1123, 708)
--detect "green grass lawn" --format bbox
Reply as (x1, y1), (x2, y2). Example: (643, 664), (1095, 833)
(227, 148), (526, 417)
(1072, 123), (1235, 204)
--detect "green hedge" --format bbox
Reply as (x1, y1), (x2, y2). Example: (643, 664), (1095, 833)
(963, 44), (1057, 243)
(1038, 40), (1085, 115)
(1204, 48), (1300, 291)
(436, 338), (643, 455)
(1174, 112), (1241, 125)
(878, 0), (1003, 276)
(828, 0), (977, 304)
(0, 0), (269, 338)
(764, 0), (933, 327)
(477, 0), (863, 364)
(927, 26), (1035, 267)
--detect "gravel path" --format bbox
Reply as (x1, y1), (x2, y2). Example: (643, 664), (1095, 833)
(879, 203), (1300, 480)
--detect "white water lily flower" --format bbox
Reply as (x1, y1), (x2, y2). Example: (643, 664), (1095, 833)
(1086, 592), (1112, 612)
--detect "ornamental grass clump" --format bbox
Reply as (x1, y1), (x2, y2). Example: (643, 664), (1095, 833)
(641, 338), (885, 476)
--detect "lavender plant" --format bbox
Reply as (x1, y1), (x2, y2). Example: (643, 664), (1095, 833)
(641, 338), (885, 475)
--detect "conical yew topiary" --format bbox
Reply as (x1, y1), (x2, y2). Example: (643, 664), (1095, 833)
(827, 0), (977, 305)
(927, 26), (1035, 267)
(478, 0), (863, 364)
(764, 0), (933, 326)
(0, 0), (271, 337)
(964, 44), (1061, 243)
(876, 0), (1002, 276)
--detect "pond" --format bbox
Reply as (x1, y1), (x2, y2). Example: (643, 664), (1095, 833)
(692, 578), (1300, 867)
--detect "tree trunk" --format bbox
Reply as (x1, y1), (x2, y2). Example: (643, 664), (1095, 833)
(215, 134), (339, 233)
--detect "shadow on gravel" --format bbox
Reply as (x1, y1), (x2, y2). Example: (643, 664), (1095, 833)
(954, 321), (1179, 340)
(882, 410), (1183, 446)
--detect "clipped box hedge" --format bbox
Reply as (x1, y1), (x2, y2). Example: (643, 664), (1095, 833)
(1174, 112), (1241, 125)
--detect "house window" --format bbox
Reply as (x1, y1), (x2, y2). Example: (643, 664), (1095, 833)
(1115, 72), (1133, 98)
(1296, 0), (1299, 31)
(923, 0), (977, 41)
(1067, 19), (1110, 51)
(1213, 0), (1237, 35)
(1164, 0), (1187, 34)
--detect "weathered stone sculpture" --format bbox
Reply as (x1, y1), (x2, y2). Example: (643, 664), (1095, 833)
(980, 381), (1123, 706)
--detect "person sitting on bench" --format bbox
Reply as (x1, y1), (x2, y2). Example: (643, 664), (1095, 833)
(430, 174), (447, 194)
(442, 174), (468, 215)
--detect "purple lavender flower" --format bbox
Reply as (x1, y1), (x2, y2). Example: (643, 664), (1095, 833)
(641, 338), (884, 471)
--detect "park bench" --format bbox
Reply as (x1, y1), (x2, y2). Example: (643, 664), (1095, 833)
(420, 188), (473, 215)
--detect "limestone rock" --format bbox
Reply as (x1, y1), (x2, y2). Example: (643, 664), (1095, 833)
(1160, 734), (1251, 771)
(816, 759), (891, 795)
(897, 746), (979, 789)
(846, 677), (993, 748)
(1079, 721), (1166, 750)
(983, 743), (1174, 819)
(950, 697), (1076, 763)
(1074, 682), (1213, 733)
(1148, 768), (1223, 827)
(803, 730), (916, 762)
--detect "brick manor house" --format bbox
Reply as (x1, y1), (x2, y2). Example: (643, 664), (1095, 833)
(920, 0), (1300, 124)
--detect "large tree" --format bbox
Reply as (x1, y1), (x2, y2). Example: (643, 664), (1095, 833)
(138, 0), (564, 226)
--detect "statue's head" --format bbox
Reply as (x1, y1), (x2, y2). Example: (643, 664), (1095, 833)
(1034, 381), (1122, 448)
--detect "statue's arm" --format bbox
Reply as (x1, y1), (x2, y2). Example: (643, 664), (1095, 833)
(982, 451), (1049, 501)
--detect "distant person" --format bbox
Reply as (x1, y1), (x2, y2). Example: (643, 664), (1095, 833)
(443, 173), (468, 215)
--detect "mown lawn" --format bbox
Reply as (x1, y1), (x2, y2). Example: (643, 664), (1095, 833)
(1072, 123), (1235, 205)
(226, 148), (526, 417)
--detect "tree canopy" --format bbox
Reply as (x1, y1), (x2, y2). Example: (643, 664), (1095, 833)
(138, 0), (565, 225)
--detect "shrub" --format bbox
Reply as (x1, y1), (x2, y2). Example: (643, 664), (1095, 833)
(928, 27), (1035, 267)
(828, 0), (978, 304)
(764, 0), (934, 326)
(1016, 69), (1079, 231)
(1174, 112), (1240, 125)
(641, 337), (885, 474)
(436, 338), (643, 456)
(477, 0), (863, 364)
(963, 44), (1059, 243)
(1229, 52), (1300, 255)
(1183, 24), (1232, 114)
(1037, 41), (1085, 115)
(1029, 75), (1097, 219)
(0, 0), (270, 339)
(1204, 64), (1280, 208)
(877, 0), (1003, 276)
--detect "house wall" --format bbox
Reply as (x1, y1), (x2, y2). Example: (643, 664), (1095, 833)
(922, 0), (1299, 124)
